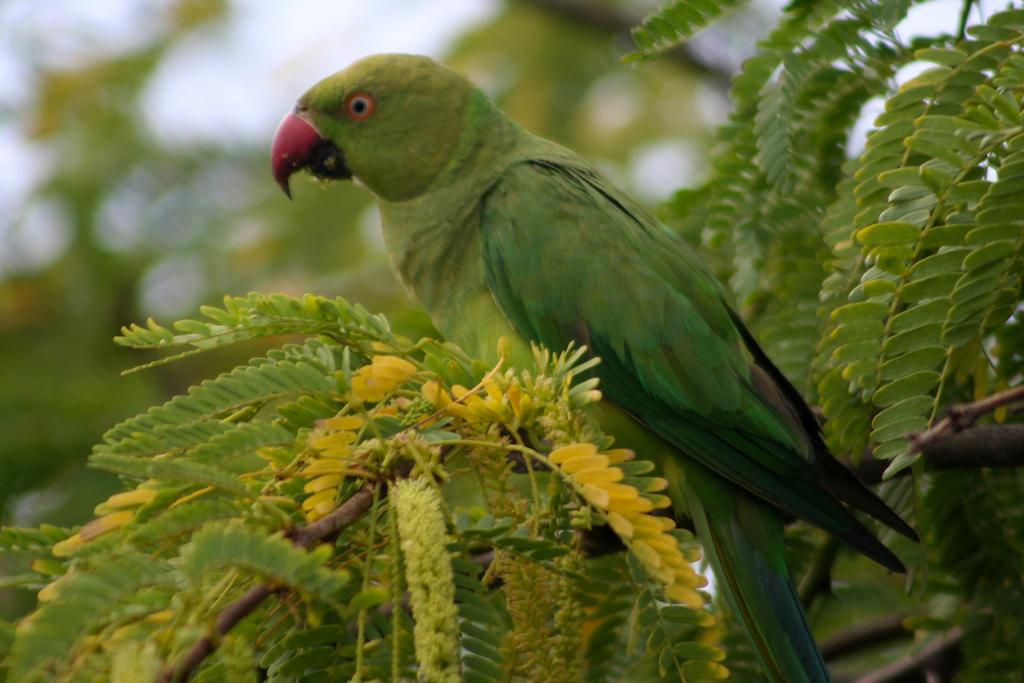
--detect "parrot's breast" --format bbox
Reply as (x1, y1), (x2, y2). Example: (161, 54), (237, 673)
(378, 185), (531, 367)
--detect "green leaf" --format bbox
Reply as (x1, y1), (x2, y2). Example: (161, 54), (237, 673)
(182, 522), (348, 601)
(89, 453), (255, 499)
(832, 341), (880, 363)
(889, 301), (949, 334)
(897, 273), (961, 302)
(872, 396), (936, 428)
(628, 0), (744, 59)
(856, 222), (921, 245)
(962, 240), (1017, 270)
(872, 371), (941, 406)
(882, 324), (943, 356)
(349, 587), (389, 611)
(831, 301), (889, 322)
(126, 498), (247, 547)
(0, 526), (74, 557)
(878, 347), (947, 380)
(7, 553), (171, 681)
(907, 250), (968, 279)
(915, 47), (968, 66)
(871, 416), (929, 443)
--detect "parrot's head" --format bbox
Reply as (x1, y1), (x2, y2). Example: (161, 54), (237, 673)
(271, 54), (477, 201)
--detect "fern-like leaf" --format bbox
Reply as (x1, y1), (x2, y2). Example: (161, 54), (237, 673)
(815, 9), (1024, 473)
(89, 453), (255, 498)
(98, 349), (336, 457)
(181, 522), (349, 601)
(628, 0), (745, 59)
(115, 292), (397, 371)
(450, 549), (510, 683)
(7, 553), (172, 682)
(0, 526), (73, 557)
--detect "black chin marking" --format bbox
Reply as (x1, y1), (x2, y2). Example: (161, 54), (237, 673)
(307, 140), (352, 180)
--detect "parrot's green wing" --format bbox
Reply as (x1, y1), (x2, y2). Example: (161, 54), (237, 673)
(480, 157), (909, 568)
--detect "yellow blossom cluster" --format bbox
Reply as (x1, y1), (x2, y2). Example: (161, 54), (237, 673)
(421, 377), (533, 424)
(349, 355), (418, 403)
(51, 486), (158, 558)
(302, 415), (364, 520)
(549, 443), (708, 608)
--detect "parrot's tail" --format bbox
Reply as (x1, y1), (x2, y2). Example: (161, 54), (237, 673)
(682, 461), (831, 683)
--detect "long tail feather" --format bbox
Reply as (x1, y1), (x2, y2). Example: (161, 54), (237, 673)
(818, 456), (919, 541)
(681, 461), (831, 683)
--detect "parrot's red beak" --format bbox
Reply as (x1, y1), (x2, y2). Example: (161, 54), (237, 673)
(271, 111), (350, 198)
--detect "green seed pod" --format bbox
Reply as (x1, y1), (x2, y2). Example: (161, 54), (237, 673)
(392, 477), (461, 682)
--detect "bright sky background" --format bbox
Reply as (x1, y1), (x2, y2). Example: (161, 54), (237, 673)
(0, 1), (499, 225)
(0, 0), (1000, 275)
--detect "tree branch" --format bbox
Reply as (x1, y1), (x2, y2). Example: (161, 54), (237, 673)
(798, 536), (840, 609)
(851, 627), (963, 683)
(957, 0), (977, 40)
(287, 485), (376, 547)
(916, 423), (1024, 466)
(820, 614), (910, 661)
(908, 385), (1024, 455)
(516, 0), (734, 89)
(849, 424), (1024, 484)
(159, 485), (376, 682)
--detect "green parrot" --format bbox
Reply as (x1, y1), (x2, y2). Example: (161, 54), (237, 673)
(271, 54), (916, 683)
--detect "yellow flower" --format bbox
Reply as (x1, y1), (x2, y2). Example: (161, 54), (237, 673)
(421, 380), (451, 409)
(548, 442), (711, 612)
(550, 443), (598, 464)
(349, 375), (388, 403)
(309, 430), (357, 457)
(506, 382), (522, 415)
(37, 571), (73, 602)
(349, 355), (417, 402)
(300, 457), (347, 476)
(308, 414), (363, 459)
(53, 500), (141, 557)
(321, 415), (365, 431)
(666, 582), (705, 609)
(606, 512), (635, 539)
(459, 382), (507, 422)
(37, 583), (60, 602)
(572, 467), (623, 485)
(601, 496), (653, 514)
(424, 378), (519, 424)
(81, 510), (135, 541)
(302, 488), (338, 520)
(605, 449), (634, 464)
(443, 385), (477, 421)
(307, 499), (337, 521)
(302, 413), (367, 520)
(94, 488), (157, 515)
(145, 609), (174, 624)
(303, 474), (342, 494)
(561, 454), (610, 475)
(52, 534), (84, 558)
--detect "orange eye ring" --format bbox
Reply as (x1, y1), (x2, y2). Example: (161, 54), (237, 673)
(345, 92), (375, 121)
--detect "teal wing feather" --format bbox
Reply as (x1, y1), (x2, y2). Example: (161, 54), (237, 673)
(479, 157), (910, 569)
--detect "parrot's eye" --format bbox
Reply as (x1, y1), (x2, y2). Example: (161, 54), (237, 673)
(345, 92), (376, 121)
